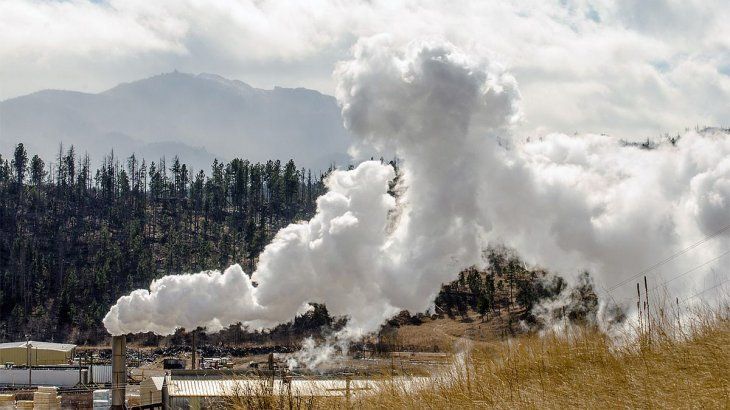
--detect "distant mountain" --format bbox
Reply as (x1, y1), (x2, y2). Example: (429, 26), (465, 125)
(0, 72), (353, 171)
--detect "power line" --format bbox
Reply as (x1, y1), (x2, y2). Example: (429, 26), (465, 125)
(607, 222), (730, 292)
(682, 277), (730, 302)
(613, 249), (730, 305)
(651, 249), (730, 291)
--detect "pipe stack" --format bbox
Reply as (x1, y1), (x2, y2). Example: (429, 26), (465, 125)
(111, 336), (126, 409)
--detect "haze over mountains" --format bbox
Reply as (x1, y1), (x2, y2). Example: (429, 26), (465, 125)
(0, 72), (353, 171)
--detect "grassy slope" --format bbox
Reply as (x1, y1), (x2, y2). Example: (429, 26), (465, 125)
(230, 304), (729, 409)
(362, 310), (729, 408)
(387, 311), (511, 351)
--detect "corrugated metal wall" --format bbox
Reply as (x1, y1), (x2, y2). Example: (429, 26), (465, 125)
(90, 365), (112, 384)
(0, 369), (81, 387)
(0, 366), (112, 387)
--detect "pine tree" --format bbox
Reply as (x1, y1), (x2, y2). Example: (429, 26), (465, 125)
(12, 143), (28, 185)
(30, 155), (46, 186)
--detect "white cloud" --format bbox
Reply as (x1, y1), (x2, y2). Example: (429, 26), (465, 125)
(1, 0), (729, 137)
(104, 38), (730, 339)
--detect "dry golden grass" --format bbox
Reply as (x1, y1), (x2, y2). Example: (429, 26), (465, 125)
(390, 313), (502, 352)
(230, 302), (730, 409)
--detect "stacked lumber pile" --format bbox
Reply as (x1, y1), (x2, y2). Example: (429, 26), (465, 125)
(0, 394), (14, 409)
(32, 387), (61, 410)
(126, 393), (140, 408)
(60, 391), (92, 409)
(15, 401), (33, 410)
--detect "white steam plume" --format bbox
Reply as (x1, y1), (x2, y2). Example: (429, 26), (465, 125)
(105, 36), (730, 337)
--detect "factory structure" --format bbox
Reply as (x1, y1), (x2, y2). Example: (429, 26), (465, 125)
(0, 335), (437, 409)
(0, 340), (112, 388)
(0, 339), (112, 408)
(109, 335), (383, 409)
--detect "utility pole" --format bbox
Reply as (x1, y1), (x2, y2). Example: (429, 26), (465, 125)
(89, 352), (94, 385)
(191, 331), (197, 370)
(345, 373), (352, 408)
(25, 335), (32, 387)
(268, 353), (275, 392)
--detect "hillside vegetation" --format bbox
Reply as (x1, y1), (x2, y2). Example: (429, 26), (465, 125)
(0, 143), (330, 342)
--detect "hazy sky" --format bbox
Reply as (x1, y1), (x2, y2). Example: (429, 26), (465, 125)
(1, 0), (728, 138)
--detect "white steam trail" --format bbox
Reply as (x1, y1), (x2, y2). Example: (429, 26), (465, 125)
(104, 35), (730, 338)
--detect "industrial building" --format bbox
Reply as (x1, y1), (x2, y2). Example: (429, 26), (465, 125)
(0, 342), (76, 366)
(137, 375), (379, 409)
(104, 336), (431, 409)
(0, 341), (112, 388)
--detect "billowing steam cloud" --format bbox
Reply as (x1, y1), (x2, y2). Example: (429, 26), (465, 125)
(104, 36), (730, 337)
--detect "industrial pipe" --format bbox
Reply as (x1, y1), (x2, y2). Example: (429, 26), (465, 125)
(161, 377), (169, 410)
(111, 335), (126, 409)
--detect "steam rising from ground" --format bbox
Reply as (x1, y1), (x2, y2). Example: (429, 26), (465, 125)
(104, 36), (730, 339)
(284, 336), (350, 371)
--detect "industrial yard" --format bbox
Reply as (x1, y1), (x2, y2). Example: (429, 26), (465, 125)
(0, 332), (453, 409)
(1, 279), (726, 409)
(3, 305), (727, 410)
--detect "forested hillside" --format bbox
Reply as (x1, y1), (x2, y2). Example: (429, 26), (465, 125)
(0, 143), (335, 343)
(0, 143), (598, 346)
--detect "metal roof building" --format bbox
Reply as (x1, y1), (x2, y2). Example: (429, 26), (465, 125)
(0, 341), (76, 366)
(139, 375), (430, 409)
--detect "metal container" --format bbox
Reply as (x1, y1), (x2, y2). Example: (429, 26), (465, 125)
(162, 359), (185, 370)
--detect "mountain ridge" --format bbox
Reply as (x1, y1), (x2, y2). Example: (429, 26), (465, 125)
(0, 72), (352, 171)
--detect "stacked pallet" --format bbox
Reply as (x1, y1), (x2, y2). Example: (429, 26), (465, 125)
(35, 387), (58, 395)
(126, 393), (140, 408)
(0, 393), (14, 409)
(32, 387), (61, 410)
(15, 401), (34, 410)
